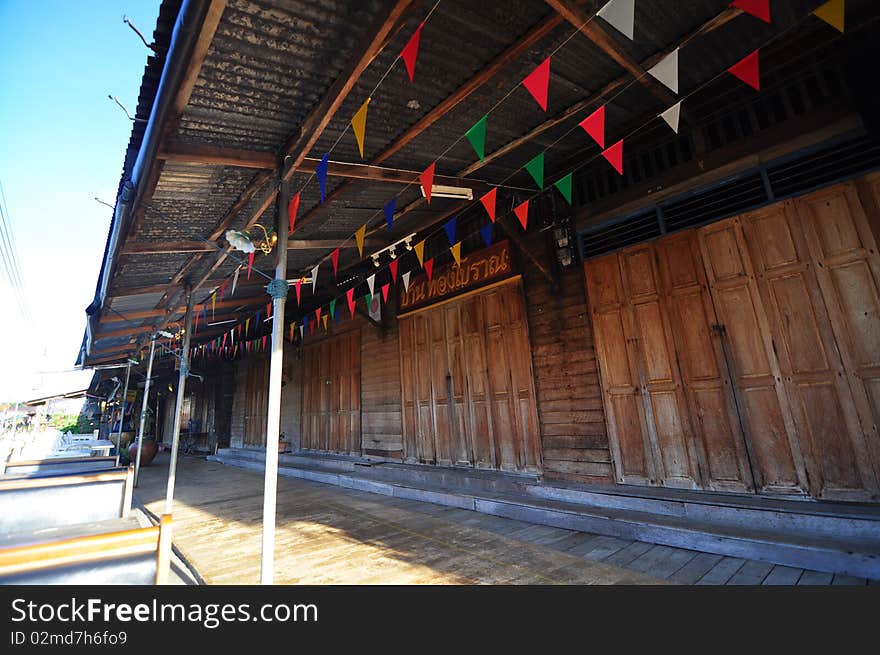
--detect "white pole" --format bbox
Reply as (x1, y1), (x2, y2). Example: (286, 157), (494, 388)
(260, 178), (289, 585)
(133, 336), (157, 487)
(115, 361), (132, 467)
(165, 289), (194, 515)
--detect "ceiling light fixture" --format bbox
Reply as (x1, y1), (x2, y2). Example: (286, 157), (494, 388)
(419, 184), (473, 200)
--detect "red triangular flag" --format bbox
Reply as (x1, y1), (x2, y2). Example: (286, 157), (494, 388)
(424, 258), (434, 281)
(728, 49), (760, 91)
(381, 282), (390, 303)
(579, 105), (605, 149)
(266, 302), (272, 320)
(420, 162), (436, 204)
(400, 21), (424, 83)
(219, 280), (227, 299)
(294, 279), (302, 305)
(731, 0), (770, 23)
(331, 247), (340, 276)
(522, 56), (551, 111)
(262, 336), (267, 351)
(514, 200), (529, 230)
(315, 307), (322, 324)
(480, 187), (497, 222)
(247, 251), (254, 279)
(346, 287), (356, 318)
(602, 139), (624, 175)
(389, 259), (399, 282)
(288, 191), (300, 234)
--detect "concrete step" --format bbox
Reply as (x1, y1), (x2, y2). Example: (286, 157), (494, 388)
(208, 450), (880, 579)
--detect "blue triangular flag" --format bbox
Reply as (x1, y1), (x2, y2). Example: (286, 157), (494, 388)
(384, 197), (396, 230)
(255, 309), (262, 323)
(302, 314), (309, 331)
(317, 152), (329, 202)
(480, 223), (493, 248)
(444, 216), (457, 245)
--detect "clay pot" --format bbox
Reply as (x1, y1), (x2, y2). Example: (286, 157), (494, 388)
(128, 439), (159, 466)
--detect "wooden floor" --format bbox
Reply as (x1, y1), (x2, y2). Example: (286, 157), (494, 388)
(135, 454), (873, 585)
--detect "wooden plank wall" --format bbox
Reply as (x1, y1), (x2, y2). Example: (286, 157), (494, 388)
(361, 318), (404, 458)
(519, 229), (614, 483)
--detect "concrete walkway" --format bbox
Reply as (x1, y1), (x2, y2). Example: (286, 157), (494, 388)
(134, 453), (873, 585)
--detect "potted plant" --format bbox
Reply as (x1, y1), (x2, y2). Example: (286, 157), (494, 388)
(278, 432), (289, 454)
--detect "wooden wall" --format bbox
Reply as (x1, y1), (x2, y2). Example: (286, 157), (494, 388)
(361, 319), (404, 459)
(519, 229), (614, 483)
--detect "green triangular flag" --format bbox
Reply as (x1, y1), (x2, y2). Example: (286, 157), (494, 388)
(329, 298), (337, 321)
(554, 172), (573, 205)
(525, 151), (544, 189)
(465, 115), (488, 162)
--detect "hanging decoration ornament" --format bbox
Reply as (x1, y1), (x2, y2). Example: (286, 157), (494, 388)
(402, 271), (411, 293)
(731, 0), (770, 23)
(400, 21), (424, 83)
(381, 282), (390, 303)
(602, 139), (624, 175)
(311, 264), (319, 293)
(288, 191), (301, 234)
(329, 298), (337, 321)
(351, 98), (371, 159)
(813, 0), (845, 32)
(480, 222), (494, 248)
(331, 247), (340, 276)
(580, 105), (605, 149)
(414, 240), (426, 267)
(444, 216), (457, 245)
(389, 258), (399, 282)
(514, 199), (529, 230)
(647, 48), (679, 94)
(355, 224), (367, 258)
(347, 287), (356, 318)
(598, 0), (635, 41)
(247, 251), (255, 280)
(420, 162), (436, 204)
(424, 258), (435, 282)
(317, 152), (330, 202)
(659, 101), (682, 133)
(522, 56), (551, 111)
(466, 115), (488, 162)
(480, 187), (497, 222)
(384, 197), (396, 230)
(525, 151), (545, 189)
(728, 49), (761, 91)
(554, 172), (573, 205)
(450, 242), (462, 266)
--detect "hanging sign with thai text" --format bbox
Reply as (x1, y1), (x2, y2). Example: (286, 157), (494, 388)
(399, 240), (514, 313)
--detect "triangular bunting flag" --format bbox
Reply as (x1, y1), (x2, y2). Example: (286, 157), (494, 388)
(329, 299), (337, 321)
(351, 97), (370, 159)
(414, 240), (425, 267)
(303, 315), (310, 335)
(266, 302), (272, 320)
(288, 192), (300, 234)
(262, 336), (267, 351)
(598, 0), (635, 41)
(231, 266), (240, 297)
(514, 200), (529, 230)
(299, 325), (304, 339)
(247, 251), (254, 280)
(731, 0), (770, 23)
(367, 273), (376, 296)
(317, 152), (329, 202)
(728, 49), (760, 91)
(381, 282), (390, 303)
(450, 242), (461, 266)
(245, 317), (251, 336)
(480, 187), (497, 222)
(310, 264), (319, 294)
(323, 314), (328, 331)
(466, 115), (488, 161)
(480, 223), (493, 248)
(420, 162), (436, 204)
(402, 271), (411, 293)
(813, 0), (844, 32)
(554, 172), (573, 205)
(579, 105), (605, 149)
(647, 48), (679, 94)
(211, 292), (216, 319)
(522, 56), (551, 111)
(660, 102), (681, 133)
(289, 323), (295, 343)
(220, 280), (228, 300)
(389, 259), (399, 282)
(346, 287), (356, 318)
(400, 21), (424, 83)
(444, 217), (457, 245)
(525, 151), (544, 189)
(384, 197), (395, 230)
(315, 307), (321, 324)
(294, 279), (302, 305)
(424, 258), (435, 281)
(602, 139), (624, 175)
(331, 247), (340, 277)
(355, 224), (367, 258)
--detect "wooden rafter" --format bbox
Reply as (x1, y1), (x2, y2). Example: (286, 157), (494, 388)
(121, 241), (216, 255)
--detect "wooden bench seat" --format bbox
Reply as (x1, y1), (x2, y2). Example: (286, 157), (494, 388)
(2, 455), (118, 478)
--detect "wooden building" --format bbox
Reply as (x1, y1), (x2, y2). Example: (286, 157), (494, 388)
(77, 0), (880, 575)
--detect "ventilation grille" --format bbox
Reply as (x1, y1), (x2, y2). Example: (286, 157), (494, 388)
(767, 137), (880, 197)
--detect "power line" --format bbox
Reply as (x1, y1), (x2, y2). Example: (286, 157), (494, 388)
(0, 179), (32, 324)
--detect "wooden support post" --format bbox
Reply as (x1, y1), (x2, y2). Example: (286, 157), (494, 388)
(134, 335), (157, 487)
(164, 288), (194, 515)
(260, 177), (289, 585)
(114, 361), (131, 467)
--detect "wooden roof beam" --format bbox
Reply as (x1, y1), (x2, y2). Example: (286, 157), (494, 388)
(121, 241), (216, 255)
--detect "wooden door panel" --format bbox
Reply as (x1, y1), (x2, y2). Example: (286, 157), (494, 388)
(244, 357), (268, 447)
(429, 309), (452, 465)
(698, 219), (808, 494)
(445, 304), (470, 465)
(461, 296), (494, 468)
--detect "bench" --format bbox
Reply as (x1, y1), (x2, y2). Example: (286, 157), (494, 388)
(2, 455), (118, 478)
(0, 467), (134, 534)
(0, 514), (172, 585)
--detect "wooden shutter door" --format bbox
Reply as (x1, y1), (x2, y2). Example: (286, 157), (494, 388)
(794, 182), (880, 497)
(586, 253), (655, 485)
(697, 218), (809, 494)
(655, 231), (755, 492)
(461, 294), (495, 469)
(244, 357), (268, 447)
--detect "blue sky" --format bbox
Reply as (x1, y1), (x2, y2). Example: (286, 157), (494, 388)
(0, 1), (160, 400)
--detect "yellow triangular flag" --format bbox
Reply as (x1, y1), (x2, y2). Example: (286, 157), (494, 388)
(414, 240), (425, 267)
(211, 292), (216, 319)
(322, 314), (329, 331)
(355, 224), (367, 258)
(450, 242), (461, 266)
(245, 317), (251, 336)
(351, 97), (371, 159)
(813, 0), (844, 32)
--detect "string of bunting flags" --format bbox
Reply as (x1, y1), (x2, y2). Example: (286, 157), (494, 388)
(186, 0), (849, 362)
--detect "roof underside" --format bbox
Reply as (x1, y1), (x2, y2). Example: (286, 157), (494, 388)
(85, 0), (870, 364)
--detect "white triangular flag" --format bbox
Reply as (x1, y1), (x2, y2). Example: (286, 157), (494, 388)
(310, 264), (319, 293)
(231, 265), (240, 297)
(299, 325), (304, 339)
(230, 328), (235, 345)
(598, 0), (634, 41)
(659, 101), (681, 133)
(648, 48), (678, 94)
(402, 271), (411, 293)
(367, 273), (376, 296)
